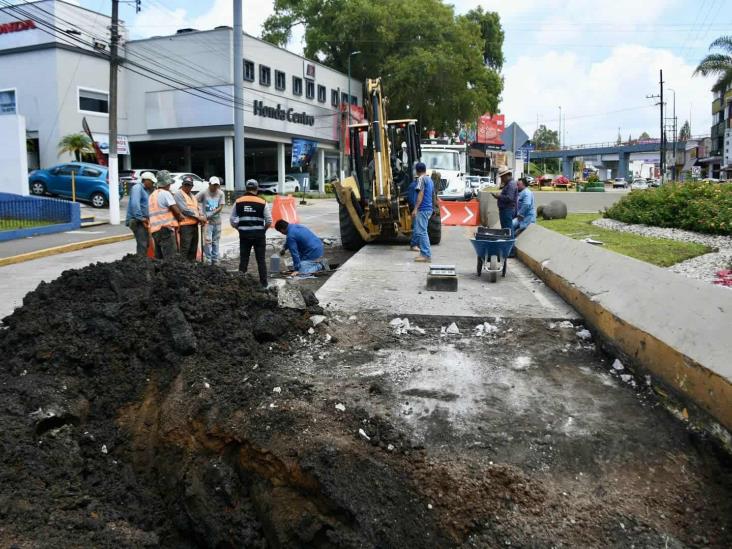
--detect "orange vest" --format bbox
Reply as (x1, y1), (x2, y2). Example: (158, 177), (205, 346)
(178, 190), (199, 226)
(149, 190), (178, 233)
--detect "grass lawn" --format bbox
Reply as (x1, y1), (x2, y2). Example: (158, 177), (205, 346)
(0, 218), (55, 232)
(538, 213), (712, 267)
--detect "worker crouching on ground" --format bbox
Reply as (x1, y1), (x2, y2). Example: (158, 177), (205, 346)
(175, 175), (207, 261)
(198, 176), (225, 265)
(148, 170), (183, 259)
(492, 166), (518, 237)
(513, 177), (536, 236)
(230, 179), (271, 287)
(274, 220), (327, 276)
(411, 162), (434, 263)
(125, 171), (155, 256)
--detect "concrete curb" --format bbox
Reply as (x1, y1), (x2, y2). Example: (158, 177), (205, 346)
(0, 234), (134, 267)
(516, 224), (732, 448)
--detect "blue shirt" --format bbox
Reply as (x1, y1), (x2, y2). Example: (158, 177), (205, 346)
(125, 182), (149, 224)
(286, 224), (324, 270)
(415, 175), (433, 212)
(515, 188), (536, 230)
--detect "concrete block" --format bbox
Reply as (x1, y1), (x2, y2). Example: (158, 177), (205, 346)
(516, 224), (732, 444)
(538, 200), (567, 220)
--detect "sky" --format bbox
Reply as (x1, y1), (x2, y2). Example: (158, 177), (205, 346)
(67, 0), (732, 144)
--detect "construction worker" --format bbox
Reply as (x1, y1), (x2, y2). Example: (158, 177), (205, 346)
(274, 219), (327, 275)
(174, 175), (207, 261)
(411, 162), (434, 263)
(197, 176), (225, 265)
(230, 179), (271, 287)
(148, 170), (183, 259)
(125, 171), (155, 256)
(492, 166), (518, 237)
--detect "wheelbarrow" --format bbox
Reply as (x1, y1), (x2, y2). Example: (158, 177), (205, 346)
(470, 228), (515, 283)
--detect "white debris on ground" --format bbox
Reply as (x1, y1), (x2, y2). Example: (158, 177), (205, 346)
(390, 317), (426, 336)
(474, 322), (499, 337)
(310, 315), (326, 327)
(335, 403), (346, 412)
(576, 328), (592, 340)
(445, 322), (461, 335)
(358, 428), (371, 441)
(612, 359), (625, 371)
(272, 387), (282, 394)
(593, 218), (732, 288)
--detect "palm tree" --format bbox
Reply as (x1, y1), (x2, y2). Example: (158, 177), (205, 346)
(58, 133), (92, 162)
(694, 36), (732, 93)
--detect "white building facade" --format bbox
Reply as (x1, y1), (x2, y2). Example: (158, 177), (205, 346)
(0, 0), (362, 191)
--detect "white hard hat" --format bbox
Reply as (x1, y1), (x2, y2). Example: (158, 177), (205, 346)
(140, 171), (157, 183)
(208, 176), (221, 185)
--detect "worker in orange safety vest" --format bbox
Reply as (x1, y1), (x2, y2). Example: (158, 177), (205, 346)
(174, 175), (207, 261)
(148, 170), (183, 259)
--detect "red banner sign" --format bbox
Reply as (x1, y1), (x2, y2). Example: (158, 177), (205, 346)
(477, 113), (505, 145)
(0, 20), (36, 35)
(341, 103), (366, 155)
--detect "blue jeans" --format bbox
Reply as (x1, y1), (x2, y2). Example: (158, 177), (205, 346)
(499, 208), (515, 238)
(300, 259), (328, 274)
(204, 223), (221, 264)
(413, 210), (431, 258)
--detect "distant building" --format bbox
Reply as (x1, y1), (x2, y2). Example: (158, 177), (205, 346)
(701, 85), (732, 179)
(0, 0), (361, 190)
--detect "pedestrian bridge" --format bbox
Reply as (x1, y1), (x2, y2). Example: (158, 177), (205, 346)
(530, 140), (686, 178)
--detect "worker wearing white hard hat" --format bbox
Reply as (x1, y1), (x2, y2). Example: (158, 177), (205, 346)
(125, 171), (157, 256)
(196, 175), (226, 265)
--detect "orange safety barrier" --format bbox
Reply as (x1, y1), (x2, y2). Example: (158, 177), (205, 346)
(438, 199), (480, 226)
(271, 195), (299, 225)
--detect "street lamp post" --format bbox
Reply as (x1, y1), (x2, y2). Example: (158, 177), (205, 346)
(347, 50), (361, 120)
(558, 105), (562, 148)
(667, 88), (677, 181)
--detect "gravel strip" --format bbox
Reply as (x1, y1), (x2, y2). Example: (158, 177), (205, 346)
(593, 218), (732, 288)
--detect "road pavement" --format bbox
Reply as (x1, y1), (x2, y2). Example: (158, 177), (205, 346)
(317, 225), (577, 319)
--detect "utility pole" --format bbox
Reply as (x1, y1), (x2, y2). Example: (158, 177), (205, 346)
(233, 0), (245, 192)
(107, 0), (120, 225)
(646, 69), (664, 183)
(558, 105), (562, 148)
(667, 88), (677, 180)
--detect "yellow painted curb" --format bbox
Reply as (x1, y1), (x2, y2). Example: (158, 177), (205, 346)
(0, 234), (134, 267)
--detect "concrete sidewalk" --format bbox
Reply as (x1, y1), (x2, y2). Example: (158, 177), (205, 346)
(316, 226), (577, 319)
(0, 224), (134, 265)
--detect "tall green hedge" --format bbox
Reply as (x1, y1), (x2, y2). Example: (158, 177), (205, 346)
(605, 182), (732, 235)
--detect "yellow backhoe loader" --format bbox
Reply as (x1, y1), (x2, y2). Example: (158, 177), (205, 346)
(334, 78), (441, 251)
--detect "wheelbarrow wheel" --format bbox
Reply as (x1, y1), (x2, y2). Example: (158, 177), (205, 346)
(488, 255), (498, 283)
(476, 256), (483, 277)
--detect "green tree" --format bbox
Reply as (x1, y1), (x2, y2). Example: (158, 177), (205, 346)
(638, 131), (651, 141)
(532, 125), (559, 150)
(693, 35), (732, 93)
(262, 0), (504, 133)
(679, 120), (691, 140)
(462, 6), (504, 70)
(58, 133), (92, 162)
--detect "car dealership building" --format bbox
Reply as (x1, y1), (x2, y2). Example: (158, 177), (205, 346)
(0, 0), (362, 191)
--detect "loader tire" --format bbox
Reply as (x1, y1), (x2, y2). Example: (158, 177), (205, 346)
(339, 203), (366, 251)
(428, 213), (442, 245)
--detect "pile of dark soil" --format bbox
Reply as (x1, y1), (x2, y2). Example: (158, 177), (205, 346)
(0, 256), (449, 548)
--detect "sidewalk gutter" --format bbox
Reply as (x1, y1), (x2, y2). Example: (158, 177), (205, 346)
(516, 224), (732, 451)
(0, 233), (133, 267)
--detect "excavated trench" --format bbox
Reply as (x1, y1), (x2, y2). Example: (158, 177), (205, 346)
(1, 256), (732, 548)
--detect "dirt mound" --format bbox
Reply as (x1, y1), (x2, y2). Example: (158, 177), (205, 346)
(0, 257), (451, 548)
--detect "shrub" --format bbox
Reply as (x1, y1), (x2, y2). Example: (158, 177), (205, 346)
(605, 182), (732, 235)
(587, 172), (600, 184)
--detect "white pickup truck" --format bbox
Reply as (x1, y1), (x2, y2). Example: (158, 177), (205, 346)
(421, 143), (469, 201)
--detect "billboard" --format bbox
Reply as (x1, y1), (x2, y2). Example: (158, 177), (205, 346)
(291, 138), (318, 168)
(477, 113), (505, 145)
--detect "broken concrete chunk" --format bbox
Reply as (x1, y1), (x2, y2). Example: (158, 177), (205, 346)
(612, 359), (625, 371)
(576, 329), (592, 340)
(310, 315), (326, 327)
(446, 322), (460, 335)
(620, 374), (632, 383)
(308, 327), (315, 335)
(358, 428), (371, 441)
(335, 403), (346, 412)
(277, 284), (307, 310)
(273, 387), (282, 394)
(389, 318), (404, 327)
(557, 320), (574, 329)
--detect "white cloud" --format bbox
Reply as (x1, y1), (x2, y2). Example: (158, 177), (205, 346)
(129, 0), (275, 39)
(502, 45), (715, 144)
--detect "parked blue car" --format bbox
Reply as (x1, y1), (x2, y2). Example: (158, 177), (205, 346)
(28, 162), (122, 208)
